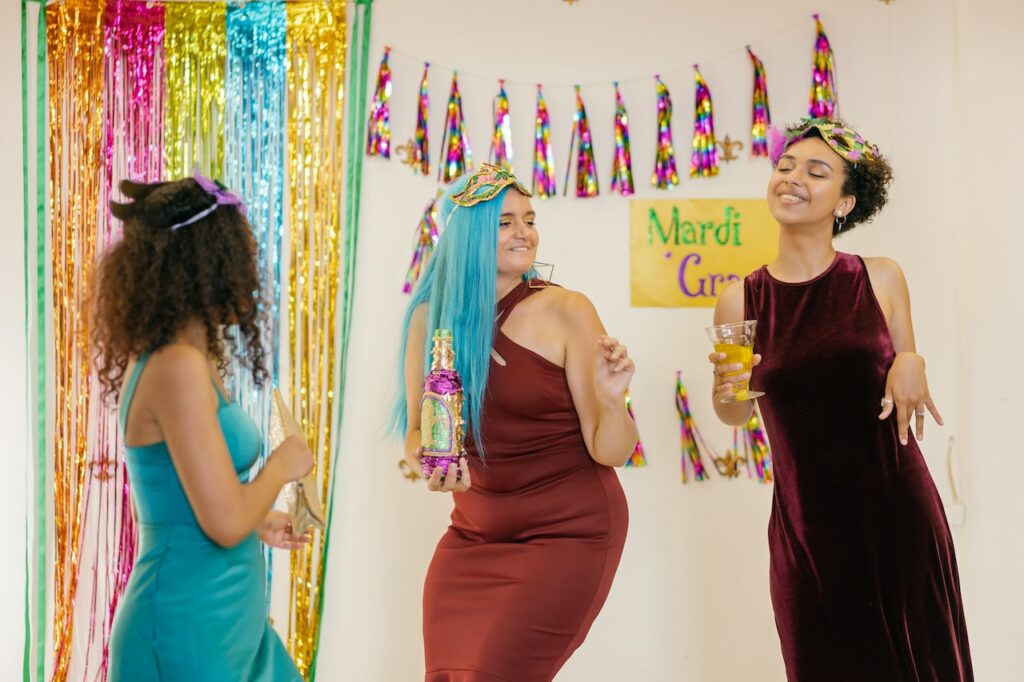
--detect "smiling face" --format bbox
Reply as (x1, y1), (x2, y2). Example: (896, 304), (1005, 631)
(495, 189), (538, 279)
(767, 136), (856, 231)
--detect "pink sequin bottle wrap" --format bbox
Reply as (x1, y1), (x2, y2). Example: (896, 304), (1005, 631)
(420, 330), (465, 479)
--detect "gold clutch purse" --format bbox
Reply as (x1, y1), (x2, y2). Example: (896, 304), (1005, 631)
(268, 389), (325, 536)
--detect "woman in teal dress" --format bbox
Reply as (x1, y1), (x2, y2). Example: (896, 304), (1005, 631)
(93, 175), (312, 680)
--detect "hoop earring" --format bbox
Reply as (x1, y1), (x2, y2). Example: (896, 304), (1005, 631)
(528, 261), (554, 289)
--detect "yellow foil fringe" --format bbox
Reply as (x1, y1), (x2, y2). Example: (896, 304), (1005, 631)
(286, 1), (347, 677)
(164, 2), (227, 179)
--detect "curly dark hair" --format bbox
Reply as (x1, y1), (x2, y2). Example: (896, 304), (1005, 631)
(783, 118), (894, 236)
(92, 177), (268, 399)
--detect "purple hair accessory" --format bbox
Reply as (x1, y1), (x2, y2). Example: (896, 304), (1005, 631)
(168, 170), (247, 230)
(767, 125), (788, 165)
(193, 169), (246, 213)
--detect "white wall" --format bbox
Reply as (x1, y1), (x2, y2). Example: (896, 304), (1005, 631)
(953, 1), (1024, 679)
(4, 0), (1020, 679)
(1, 0), (29, 675)
(320, 0), (986, 680)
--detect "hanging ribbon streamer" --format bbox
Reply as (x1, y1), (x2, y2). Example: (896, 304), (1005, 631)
(563, 85), (598, 198)
(46, 0), (106, 679)
(809, 14), (837, 118)
(104, 1), (165, 200)
(225, 0), (287, 614)
(651, 75), (679, 189)
(676, 372), (711, 483)
(610, 82), (634, 196)
(532, 84), (556, 199)
(690, 65), (719, 178)
(743, 409), (773, 483)
(22, 2), (49, 677)
(403, 189), (442, 294)
(747, 46), (770, 158)
(437, 72), (472, 183)
(411, 62), (430, 175)
(365, 46), (391, 158)
(164, 2), (227, 179)
(83, 1), (166, 677)
(623, 392), (647, 468)
(226, 0), (287, 384)
(285, 1), (348, 676)
(490, 79), (513, 171)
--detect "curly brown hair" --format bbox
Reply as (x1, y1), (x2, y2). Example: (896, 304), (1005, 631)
(92, 177), (268, 399)
(783, 118), (894, 236)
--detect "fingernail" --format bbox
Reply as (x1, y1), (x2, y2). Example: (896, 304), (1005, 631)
(901, 438), (907, 445)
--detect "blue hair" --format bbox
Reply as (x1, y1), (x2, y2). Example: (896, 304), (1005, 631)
(390, 176), (525, 456)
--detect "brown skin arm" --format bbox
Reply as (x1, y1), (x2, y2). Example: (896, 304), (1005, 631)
(865, 257), (943, 444)
(709, 280), (760, 426)
(136, 344), (310, 547)
(560, 290), (638, 467)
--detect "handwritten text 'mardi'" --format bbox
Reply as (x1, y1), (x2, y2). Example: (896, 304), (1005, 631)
(646, 205), (745, 298)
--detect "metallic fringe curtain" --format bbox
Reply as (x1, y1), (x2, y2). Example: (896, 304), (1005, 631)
(285, 1), (347, 676)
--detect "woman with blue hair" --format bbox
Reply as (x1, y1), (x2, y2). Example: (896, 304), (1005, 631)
(394, 163), (637, 680)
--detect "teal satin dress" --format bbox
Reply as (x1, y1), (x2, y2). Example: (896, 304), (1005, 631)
(109, 354), (300, 681)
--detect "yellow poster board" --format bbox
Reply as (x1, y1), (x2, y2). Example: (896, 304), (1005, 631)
(630, 199), (778, 308)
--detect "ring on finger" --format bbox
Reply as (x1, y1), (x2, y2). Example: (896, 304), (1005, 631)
(880, 397), (893, 407)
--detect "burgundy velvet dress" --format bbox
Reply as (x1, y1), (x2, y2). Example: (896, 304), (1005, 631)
(422, 281), (628, 681)
(745, 253), (972, 681)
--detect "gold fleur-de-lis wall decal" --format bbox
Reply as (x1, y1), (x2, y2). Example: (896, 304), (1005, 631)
(716, 134), (744, 163)
(711, 447), (746, 479)
(395, 138), (419, 169)
(89, 456), (118, 482)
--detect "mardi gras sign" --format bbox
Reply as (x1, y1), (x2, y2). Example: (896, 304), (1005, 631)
(630, 199), (777, 307)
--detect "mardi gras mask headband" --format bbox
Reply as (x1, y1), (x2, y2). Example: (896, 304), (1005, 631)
(168, 170), (247, 230)
(447, 163), (531, 222)
(768, 119), (881, 167)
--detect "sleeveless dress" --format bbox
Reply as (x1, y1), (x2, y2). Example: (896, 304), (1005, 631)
(423, 281), (629, 681)
(745, 253), (972, 681)
(109, 354), (301, 681)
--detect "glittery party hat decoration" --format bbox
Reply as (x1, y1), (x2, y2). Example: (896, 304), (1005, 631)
(532, 85), (556, 198)
(365, 47), (392, 158)
(676, 372), (711, 482)
(490, 79), (513, 172)
(624, 392), (647, 467)
(563, 85), (599, 198)
(747, 47), (771, 158)
(652, 75), (679, 189)
(809, 14), (838, 118)
(403, 189), (443, 294)
(690, 65), (719, 178)
(412, 62), (430, 175)
(610, 82), (635, 196)
(438, 72), (473, 183)
(743, 409), (773, 483)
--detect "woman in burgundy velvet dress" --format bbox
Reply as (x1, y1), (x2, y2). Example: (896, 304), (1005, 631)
(394, 164), (636, 681)
(710, 119), (972, 680)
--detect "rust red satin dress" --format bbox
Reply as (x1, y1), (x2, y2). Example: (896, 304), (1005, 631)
(745, 253), (972, 681)
(423, 281), (628, 681)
